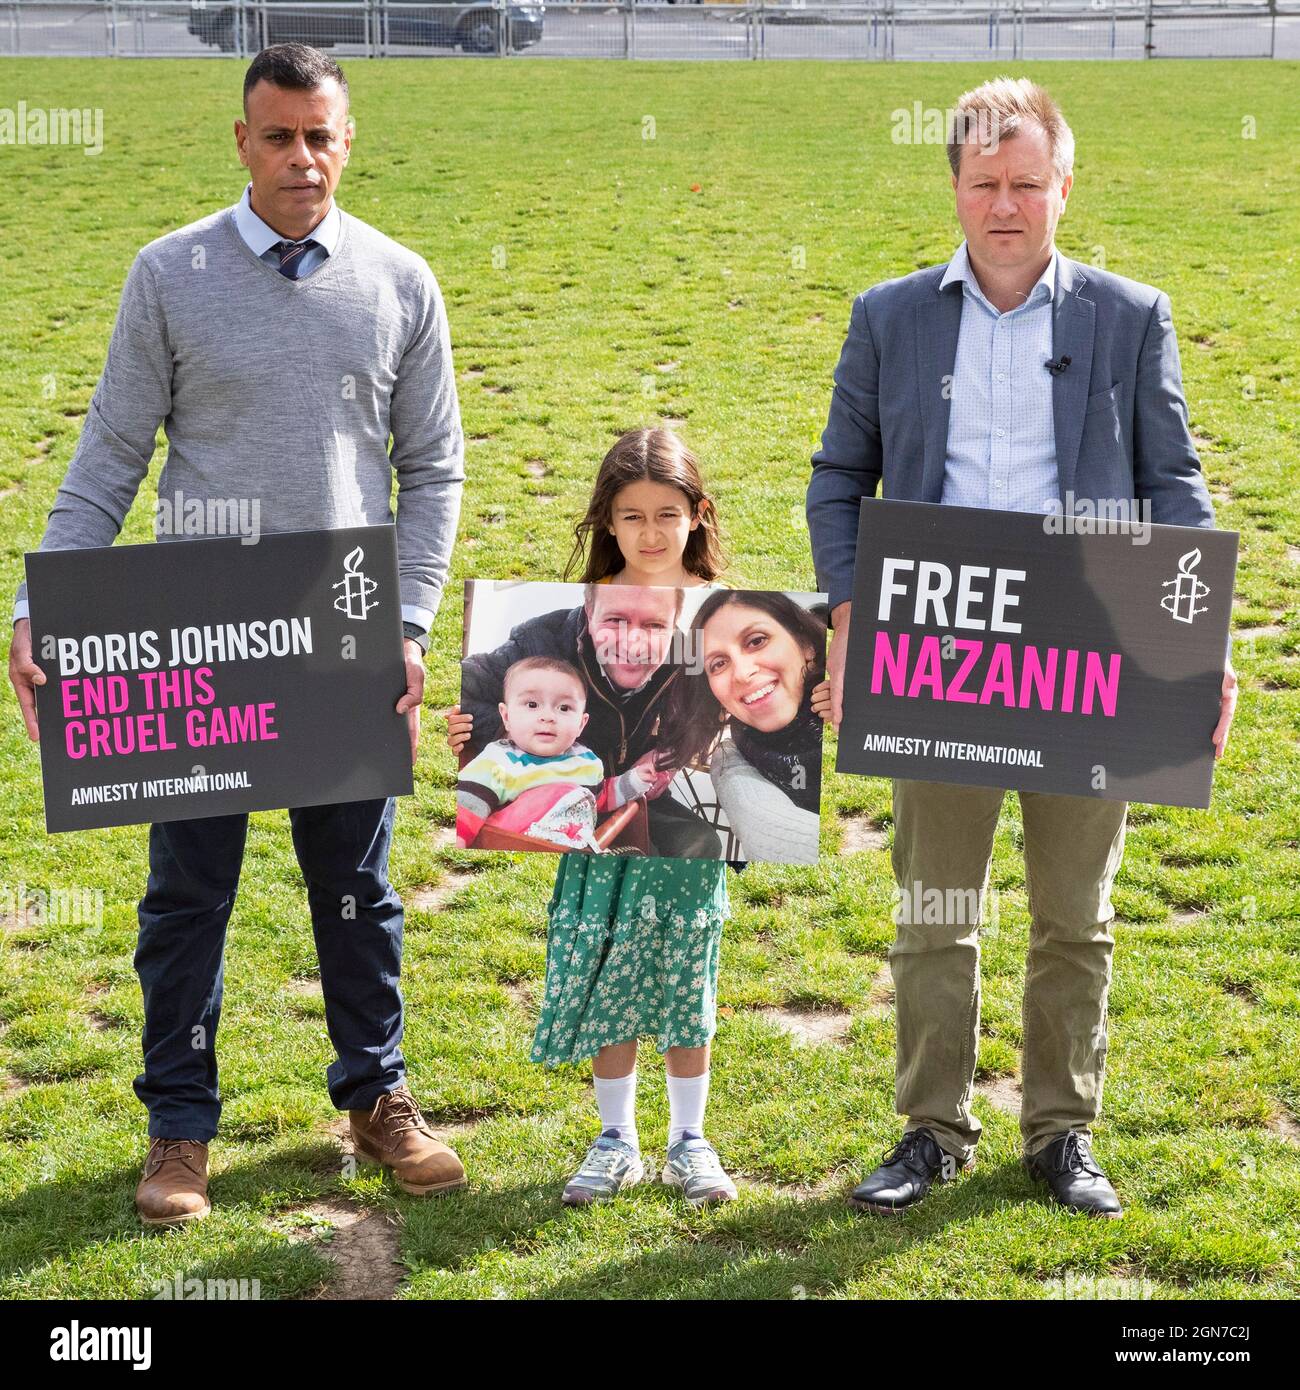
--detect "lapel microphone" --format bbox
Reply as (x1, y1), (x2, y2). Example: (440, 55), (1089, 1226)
(1045, 355), (1072, 376)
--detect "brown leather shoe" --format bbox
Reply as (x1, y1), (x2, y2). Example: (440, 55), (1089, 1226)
(135, 1138), (211, 1226)
(349, 1086), (467, 1196)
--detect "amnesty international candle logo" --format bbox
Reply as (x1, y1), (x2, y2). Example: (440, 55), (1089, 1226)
(334, 545), (378, 620)
(1161, 547), (1210, 625)
(837, 501), (1238, 809)
(25, 526), (413, 833)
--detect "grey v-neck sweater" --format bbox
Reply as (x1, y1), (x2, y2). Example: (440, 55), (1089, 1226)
(16, 204), (463, 626)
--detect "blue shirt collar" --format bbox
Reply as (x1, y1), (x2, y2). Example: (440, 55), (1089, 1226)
(940, 240), (1057, 316)
(232, 183), (342, 256)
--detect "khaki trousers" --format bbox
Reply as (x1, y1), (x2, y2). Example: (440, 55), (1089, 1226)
(889, 778), (1128, 1162)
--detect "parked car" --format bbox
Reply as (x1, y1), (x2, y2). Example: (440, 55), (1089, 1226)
(189, 2), (545, 55)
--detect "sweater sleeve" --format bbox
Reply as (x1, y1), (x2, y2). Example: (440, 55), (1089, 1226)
(389, 265), (465, 627)
(598, 762), (653, 812)
(14, 252), (172, 622)
(710, 737), (820, 865)
(456, 744), (510, 846)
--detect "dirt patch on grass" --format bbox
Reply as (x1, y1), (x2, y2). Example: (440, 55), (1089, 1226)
(1, 915), (45, 950)
(867, 960), (894, 1016)
(407, 867), (479, 913)
(502, 980), (534, 1011)
(839, 815), (889, 854)
(1267, 1111), (1300, 1146)
(1221, 979), (1259, 1005)
(736, 1172), (842, 1202)
(756, 1005), (853, 1045)
(977, 1075), (1023, 1115)
(286, 1199), (405, 1301)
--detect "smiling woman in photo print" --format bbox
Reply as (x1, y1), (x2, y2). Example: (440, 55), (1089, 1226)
(655, 591), (830, 865)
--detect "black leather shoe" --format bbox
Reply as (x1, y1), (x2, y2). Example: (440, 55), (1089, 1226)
(848, 1127), (971, 1214)
(1026, 1132), (1122, 1218)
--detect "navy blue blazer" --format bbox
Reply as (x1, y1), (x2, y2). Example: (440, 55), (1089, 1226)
(806, 255), (1215, 613)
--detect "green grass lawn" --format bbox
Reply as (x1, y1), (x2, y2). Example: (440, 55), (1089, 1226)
(1, 57), (1298, 1301)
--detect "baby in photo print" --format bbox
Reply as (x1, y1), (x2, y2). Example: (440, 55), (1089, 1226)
(455, 655), (671, 851)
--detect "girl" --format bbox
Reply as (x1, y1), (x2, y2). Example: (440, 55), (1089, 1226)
(446, 427), (745, 1206)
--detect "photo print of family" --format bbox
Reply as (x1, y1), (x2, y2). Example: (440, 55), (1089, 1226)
(456, 581), (829, 864)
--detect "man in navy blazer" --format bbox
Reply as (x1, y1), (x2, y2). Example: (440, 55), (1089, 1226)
(808, 78), (1236, 1219)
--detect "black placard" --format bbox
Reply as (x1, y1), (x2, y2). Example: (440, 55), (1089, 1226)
(25, 525), (414, 832)
(836, 500), (1237, 808)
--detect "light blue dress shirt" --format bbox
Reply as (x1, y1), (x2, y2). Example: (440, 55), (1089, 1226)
(231, 183), (340, 279)
(939, 241), (1060, 514)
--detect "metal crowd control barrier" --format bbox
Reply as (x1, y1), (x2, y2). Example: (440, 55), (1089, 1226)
(0, 1), (1290, 59)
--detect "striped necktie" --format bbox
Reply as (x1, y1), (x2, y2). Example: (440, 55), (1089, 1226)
(272, 238), (318, 280)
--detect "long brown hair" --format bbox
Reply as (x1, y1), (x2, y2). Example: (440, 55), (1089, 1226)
(651, 590), (828, 773)
(563, 427), (727, 583)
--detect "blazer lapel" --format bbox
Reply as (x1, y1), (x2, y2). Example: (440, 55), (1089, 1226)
(1052, 257), (1095, 505)
(914, 282), (963, 503)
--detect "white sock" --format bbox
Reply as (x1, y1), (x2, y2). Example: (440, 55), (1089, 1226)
(666, 1071), (710, 1146)
(593, 1071), (638, 1150)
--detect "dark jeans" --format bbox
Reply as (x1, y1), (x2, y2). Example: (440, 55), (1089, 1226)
(134, 798), (404, 1141)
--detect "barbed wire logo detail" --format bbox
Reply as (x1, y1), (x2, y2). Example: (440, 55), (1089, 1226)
(1161, 547), (1209, 624)
(333, 545), (378, 620)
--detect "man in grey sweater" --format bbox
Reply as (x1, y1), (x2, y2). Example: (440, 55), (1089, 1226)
(8, 45), (467, 1224)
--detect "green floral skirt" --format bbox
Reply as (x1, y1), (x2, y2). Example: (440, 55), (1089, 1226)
(531, 851), (730, 1068)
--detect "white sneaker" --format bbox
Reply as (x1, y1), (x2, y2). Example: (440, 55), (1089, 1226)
(561, 1131), (646, 1206)
(661, 1133), (737, 1206)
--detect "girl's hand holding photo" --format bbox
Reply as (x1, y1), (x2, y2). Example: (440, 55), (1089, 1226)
(444, 704), (474, 757)
(811, 678), (833, 722)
